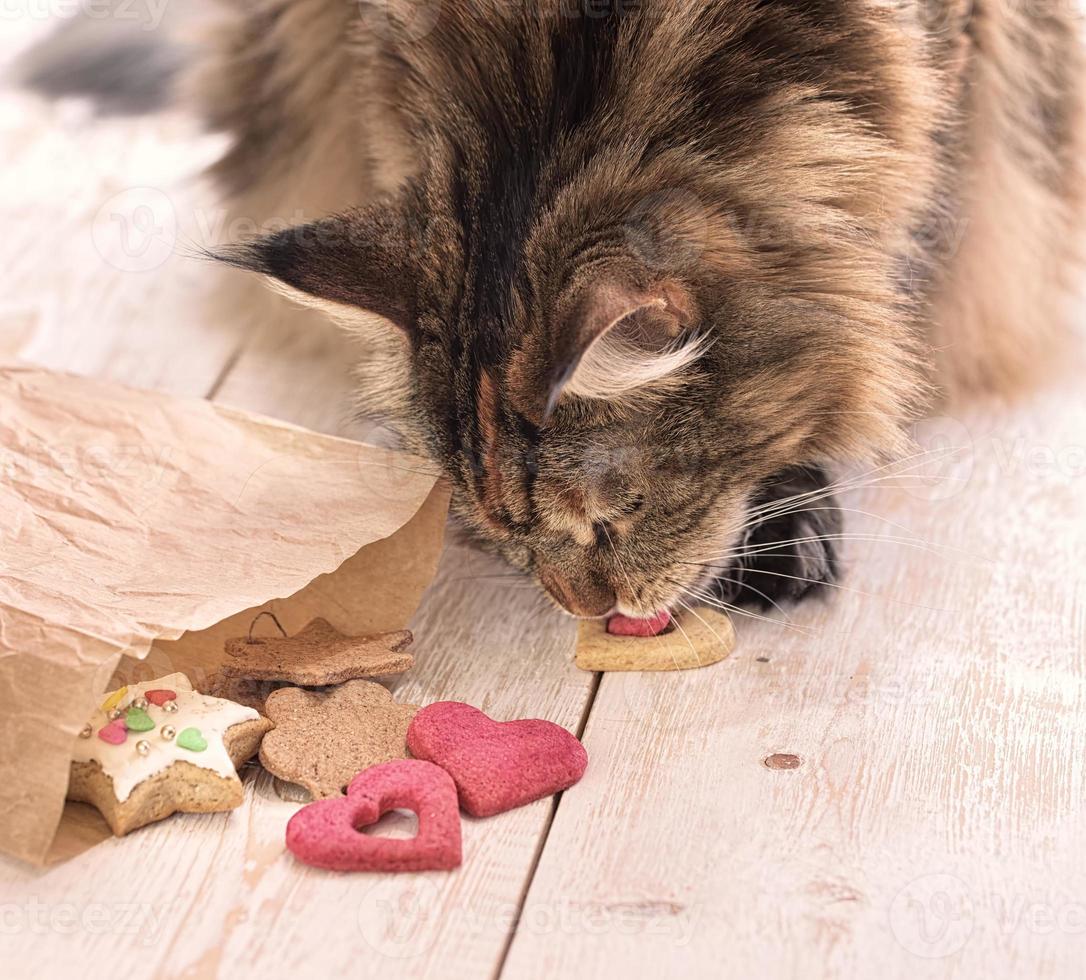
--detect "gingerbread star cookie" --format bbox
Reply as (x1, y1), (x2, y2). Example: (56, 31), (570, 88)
(221, 618), (414, 685)
(68, 673), (273, 836)
(575, 608), (736, 671)
(259, 680), (420, 799)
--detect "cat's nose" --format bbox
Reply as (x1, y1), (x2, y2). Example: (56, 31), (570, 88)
(537, 567), (616, 619)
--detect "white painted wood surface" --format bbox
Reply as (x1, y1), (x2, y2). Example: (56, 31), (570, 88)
(504, 379), (1086, 979)
(2, 20), (1086, 980)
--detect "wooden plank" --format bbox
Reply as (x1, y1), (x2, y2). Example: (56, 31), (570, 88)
(183, 301), (595, 979)
(0, 64), (237, 395)
(168, 543), (586, 980)
(0, 56), (593, 980)
(0, 548), (586, 980)
(502, 371), (1086, 979)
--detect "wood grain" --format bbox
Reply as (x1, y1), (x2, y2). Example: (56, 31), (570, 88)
(502, 377), (1086, 980)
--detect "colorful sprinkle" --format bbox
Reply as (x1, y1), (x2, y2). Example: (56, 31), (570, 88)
(145, 689), (177, 707)
(177, 727), (207, 752)
(124, 706), (154, 732)
(97, 719), (128, 745)
(99, 686), (128, 714)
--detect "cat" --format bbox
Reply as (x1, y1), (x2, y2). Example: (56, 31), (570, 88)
(189, 0), (1084, 618)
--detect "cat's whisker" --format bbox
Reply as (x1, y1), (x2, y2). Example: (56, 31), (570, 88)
(744, 446), (959, 507)
(729, 504), (928, 544)
(705, 572), (797, 623)
(676, 582), (820, 636)
(738, 473), (964, 530)
(682, 561), (953, 613)
(742, 452), (969, 526)
(689, 594), (820, 637)
(673, 596), (732, 654)
(692, 531), (952, 565)
(744, 445), (970, 516)
(666, 609), (702, 668)
(709, 528), (993, 565)
(603, 523), (654, 626)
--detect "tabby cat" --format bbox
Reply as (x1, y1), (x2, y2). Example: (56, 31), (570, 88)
(198, 0), (1084, 618)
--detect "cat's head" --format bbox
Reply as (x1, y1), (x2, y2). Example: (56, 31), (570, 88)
(221, 174), (916, 618)
(220, 3), (927, 617)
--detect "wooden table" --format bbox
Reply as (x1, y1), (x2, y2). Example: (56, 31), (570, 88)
(2, 22), (1085, 980)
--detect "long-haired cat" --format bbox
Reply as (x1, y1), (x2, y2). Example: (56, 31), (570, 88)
(194, 0), (1082, 618)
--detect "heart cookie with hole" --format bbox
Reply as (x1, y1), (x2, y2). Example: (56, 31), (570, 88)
(286, 759), (461, 872)
(406, 702), (588, 817)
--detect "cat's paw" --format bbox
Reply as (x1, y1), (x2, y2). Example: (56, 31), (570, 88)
(713, 466), (842, 611)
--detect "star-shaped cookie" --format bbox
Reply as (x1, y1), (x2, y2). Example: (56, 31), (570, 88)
(68, 673), (272, 836)
(259, 680), (420, 799)
(221, 618), (414, 685)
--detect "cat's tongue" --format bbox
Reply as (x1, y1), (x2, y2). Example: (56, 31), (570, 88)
(606, 610), (672, 637)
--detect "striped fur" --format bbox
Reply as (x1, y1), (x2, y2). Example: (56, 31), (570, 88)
(199, 0), (1085, 616)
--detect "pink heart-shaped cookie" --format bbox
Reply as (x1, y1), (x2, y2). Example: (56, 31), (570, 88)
(285, 760), (461, 872)
(407, 702), (588, 817)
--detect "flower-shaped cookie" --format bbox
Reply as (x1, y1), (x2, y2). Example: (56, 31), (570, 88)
(259, 680), (419, 799)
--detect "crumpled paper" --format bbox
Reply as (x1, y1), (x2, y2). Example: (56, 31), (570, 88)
(0, 365), (449, 864)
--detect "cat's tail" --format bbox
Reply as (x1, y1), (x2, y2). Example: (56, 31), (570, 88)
(10, 2), (206, 116)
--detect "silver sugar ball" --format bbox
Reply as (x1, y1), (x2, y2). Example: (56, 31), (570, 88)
(163, 701), (179, 714)
(79, 724), (92, 739)
(161, 725), (176, 741)
(136, 739), (151, 756)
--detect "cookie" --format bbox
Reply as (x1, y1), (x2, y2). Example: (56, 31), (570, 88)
(406, 702), (588, 817)
(259, 680), (419, 799)
(68, 673), (273, 836)
(576, 607), (736, 671)
(221, 618), (414, 685)
(286, 760), (462, 872)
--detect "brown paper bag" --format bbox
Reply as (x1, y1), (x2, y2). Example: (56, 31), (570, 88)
(0, 365), (449, 864)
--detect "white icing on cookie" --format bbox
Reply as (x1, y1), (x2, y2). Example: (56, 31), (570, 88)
(71, 673), (260, 803)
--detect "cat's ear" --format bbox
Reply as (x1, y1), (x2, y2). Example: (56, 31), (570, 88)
(216, 205), (416, 332)
(513, 276), (708, 422)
